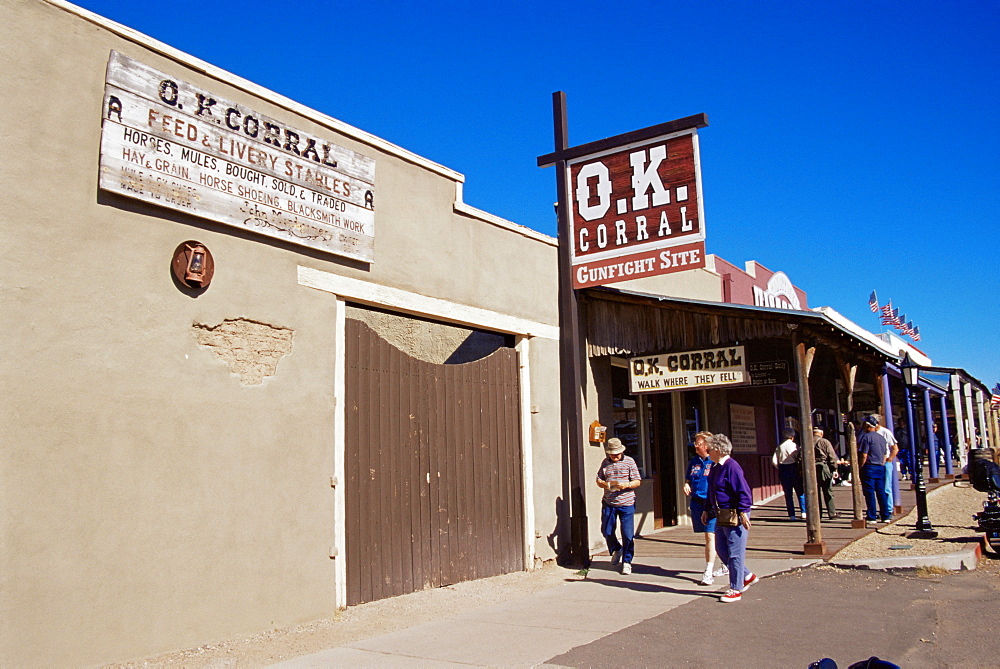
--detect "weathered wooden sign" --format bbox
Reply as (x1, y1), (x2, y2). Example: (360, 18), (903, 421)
(628, 345), (746, 393)
(729, 403), (758, 453)
(567, 129), (707, 288)
(99, 51), (376, 263)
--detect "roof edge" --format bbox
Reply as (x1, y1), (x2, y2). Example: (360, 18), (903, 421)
(48, 0), (465, 183)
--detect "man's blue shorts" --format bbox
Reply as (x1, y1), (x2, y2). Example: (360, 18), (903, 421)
(690, 496), (716, 532)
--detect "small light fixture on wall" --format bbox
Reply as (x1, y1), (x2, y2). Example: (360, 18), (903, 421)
(172, 240), (215, 289)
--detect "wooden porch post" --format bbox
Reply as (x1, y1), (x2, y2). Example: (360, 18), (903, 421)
(793, 331), (825, 556)
(838, 359), (866, 528)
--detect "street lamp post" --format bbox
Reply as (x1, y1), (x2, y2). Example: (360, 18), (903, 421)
(901, 352), (936, 536)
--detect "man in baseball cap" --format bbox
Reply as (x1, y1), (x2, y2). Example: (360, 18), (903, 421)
(596, 438), (641, 574)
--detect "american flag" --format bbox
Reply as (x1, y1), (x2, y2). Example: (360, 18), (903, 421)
(911, 325), (921, 342)
(903, 321), (915, 336)
(895, 313), (907, 330)
(991, 384), (1000, 409)
(869, 291), (879, 313)
(880, 302), (895, 325)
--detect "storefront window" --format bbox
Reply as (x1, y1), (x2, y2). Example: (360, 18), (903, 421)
(683, 390), (703, 457)
(611, 364), (649, 476)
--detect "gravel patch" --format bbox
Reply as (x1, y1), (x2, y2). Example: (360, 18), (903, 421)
(830, 481), (987, 560)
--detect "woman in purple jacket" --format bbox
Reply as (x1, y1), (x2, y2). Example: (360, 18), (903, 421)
(704, 433), (759, 603)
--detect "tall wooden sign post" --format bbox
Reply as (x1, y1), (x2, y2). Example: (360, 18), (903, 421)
(538, 92), (709, 566)
(548, 92), (589, 566)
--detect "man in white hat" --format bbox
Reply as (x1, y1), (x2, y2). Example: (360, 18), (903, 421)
(596, 437), (642, 574)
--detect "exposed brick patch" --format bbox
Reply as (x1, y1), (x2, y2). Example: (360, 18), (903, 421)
(193, 318), (293, 386)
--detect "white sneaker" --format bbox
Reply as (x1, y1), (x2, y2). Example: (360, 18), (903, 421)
(699, 571), (714, 585)
(610, 549), (622, 566)
(621, 562), (632, 575)
(713, 565), (729, 577)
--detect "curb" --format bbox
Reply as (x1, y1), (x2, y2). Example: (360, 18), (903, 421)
(828, 541), (981, 572)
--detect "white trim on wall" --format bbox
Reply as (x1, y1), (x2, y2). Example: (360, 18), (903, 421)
(332, 298), (348, 609)
(516, 336), (537, 569)
(453, 184), (557, 246)
(298, 266), (560, 341)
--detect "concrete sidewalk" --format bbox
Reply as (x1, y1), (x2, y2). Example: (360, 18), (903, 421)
(272, 555), (816, 668)
(272, 480), (984, 667)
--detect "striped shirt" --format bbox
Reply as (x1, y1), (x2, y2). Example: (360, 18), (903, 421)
(597, 455), (641, 506)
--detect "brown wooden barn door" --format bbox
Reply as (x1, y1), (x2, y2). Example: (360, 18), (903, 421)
(344, 319), (524, 605)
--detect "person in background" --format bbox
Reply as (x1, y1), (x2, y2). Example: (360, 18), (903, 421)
(932, 423), (944, 466)
(772, 428), (806, 519)
(596, 437), (641, 575)
(834, 430), (853, 486)
(858, 416), (892, 523)
(896, 419), (911, 480)
(684, 431), (726, 585)
(812, 427), (840, 520)
(836, 454), (853, 486)
(704, 433), (758, 603)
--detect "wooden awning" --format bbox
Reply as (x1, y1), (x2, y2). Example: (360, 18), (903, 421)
(582, 286), (892, 364)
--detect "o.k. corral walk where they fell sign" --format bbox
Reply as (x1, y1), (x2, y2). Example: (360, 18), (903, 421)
(628, 345), (747, 393)
(99, 51), (376, 263)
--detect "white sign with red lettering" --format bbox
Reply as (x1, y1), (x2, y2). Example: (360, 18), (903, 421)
(569, 130), (706, 288)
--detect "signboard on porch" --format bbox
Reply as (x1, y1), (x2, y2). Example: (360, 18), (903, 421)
(628, 345), (746, 393)
(729, 404), (758, 454)
(98, 51), (377, 263)
(749, 360), (791, 386)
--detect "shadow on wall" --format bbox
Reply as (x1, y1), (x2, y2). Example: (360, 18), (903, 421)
(444, 331), (511, 364)
(346, 304), (514, 365)
(548, 495), (570, 562)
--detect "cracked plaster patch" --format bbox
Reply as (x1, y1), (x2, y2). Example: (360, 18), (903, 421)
(193, 318), (293, 386)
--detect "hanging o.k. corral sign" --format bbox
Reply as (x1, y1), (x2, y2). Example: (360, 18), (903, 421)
(628, 345), (747, 393)
(539, 114), (708, 289)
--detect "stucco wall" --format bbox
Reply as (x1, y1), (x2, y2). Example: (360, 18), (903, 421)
(0, 1), (561, 665)
(613, 265), (722, 301)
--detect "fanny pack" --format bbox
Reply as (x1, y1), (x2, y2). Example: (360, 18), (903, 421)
(716, 508), (741, 527)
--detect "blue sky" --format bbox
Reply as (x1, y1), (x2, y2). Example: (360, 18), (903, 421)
(74, 0), (998, 387)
